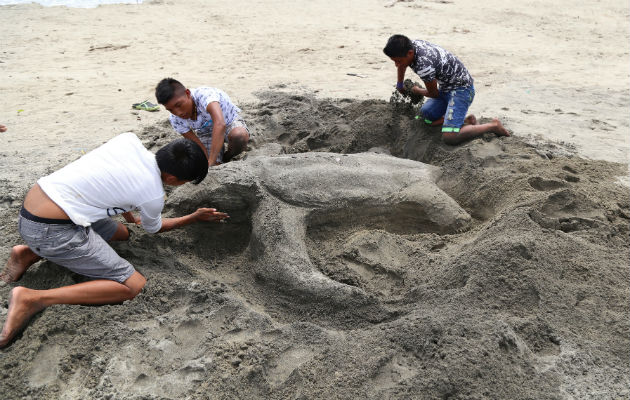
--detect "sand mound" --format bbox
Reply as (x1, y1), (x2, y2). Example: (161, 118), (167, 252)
(0, 91), (628, 399)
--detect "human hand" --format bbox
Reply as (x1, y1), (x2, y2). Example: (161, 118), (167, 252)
(193, 207), (229, 223)
(122, 211), (141, 225)
(410, 85), (424, 95)
(396, 82), (406, 94)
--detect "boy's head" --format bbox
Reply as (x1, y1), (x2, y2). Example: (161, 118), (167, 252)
(383, 34), (415, 68)
(155, 78), (194, 120)
(156, 138), (208, 185)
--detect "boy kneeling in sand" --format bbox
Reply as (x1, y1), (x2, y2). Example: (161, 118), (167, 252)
(383, 34), (510, 144)
(156, 78), (251, 166)
(0, 133), (228, 347)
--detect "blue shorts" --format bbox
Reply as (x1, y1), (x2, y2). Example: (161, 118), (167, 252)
(420, 85), (475, 133)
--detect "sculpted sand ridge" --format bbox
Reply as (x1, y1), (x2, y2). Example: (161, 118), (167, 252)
(167, 152), (471, 303)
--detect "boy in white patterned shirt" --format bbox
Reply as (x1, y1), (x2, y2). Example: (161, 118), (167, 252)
(156, 78), (251, 166)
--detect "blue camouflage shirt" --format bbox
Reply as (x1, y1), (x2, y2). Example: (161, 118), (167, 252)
(410, 40), (474, 92)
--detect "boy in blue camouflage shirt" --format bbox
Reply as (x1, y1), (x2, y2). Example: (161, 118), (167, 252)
(384, 34), (509, 145)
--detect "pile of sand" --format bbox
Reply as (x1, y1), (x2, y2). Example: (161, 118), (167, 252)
(0, 93), (628, 399)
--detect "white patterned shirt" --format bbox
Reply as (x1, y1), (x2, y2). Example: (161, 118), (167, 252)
(169, 87), (241, 136)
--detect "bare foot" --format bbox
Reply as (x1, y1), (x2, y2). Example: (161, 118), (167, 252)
(464, 114), (477, 125)
(1, 245), (41, 283)
(0, 287), (45, 347)
(492, 118), (510, 137)
(0, 125), (6, 133)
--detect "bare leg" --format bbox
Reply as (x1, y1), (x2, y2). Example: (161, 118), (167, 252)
(443, 118), (510, 145)
(431, 115), (475, 127)
(108, 222), (130, 242)
(223, 127), (249, 162)
(429, 117), (444, 127)
(1, 245), (41, 283)
(0, 271), (146, 347)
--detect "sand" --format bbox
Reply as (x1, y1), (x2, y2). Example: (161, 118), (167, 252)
(0, 1), (629, 399)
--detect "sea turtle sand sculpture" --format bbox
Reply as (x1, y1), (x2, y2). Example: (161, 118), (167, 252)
(167, 151), (471, 304)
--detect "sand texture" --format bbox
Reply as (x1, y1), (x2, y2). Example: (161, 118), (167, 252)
(0, 0), (629, 399)
(0, 92), (628, 399)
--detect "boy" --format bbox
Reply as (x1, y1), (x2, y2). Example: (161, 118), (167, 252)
(383, 34), (509, 144)
(155, 78), (250, 166)
(0, 133), (228, 347)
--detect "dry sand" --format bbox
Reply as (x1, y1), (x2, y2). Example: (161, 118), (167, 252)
(0, 1), (629, 399)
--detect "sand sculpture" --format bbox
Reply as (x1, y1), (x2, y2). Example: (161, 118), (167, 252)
(166, 152), (471, 304)
(0, 93), (627, 399)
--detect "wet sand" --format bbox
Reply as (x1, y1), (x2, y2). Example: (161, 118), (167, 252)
(0, 0), (628, 398)
(0, 92), (628, 398)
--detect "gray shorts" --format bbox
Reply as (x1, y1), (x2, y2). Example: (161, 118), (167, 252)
(18, 210), (135, 283)
(197, 117), (251, 163)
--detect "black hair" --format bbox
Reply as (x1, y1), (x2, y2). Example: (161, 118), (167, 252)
(156, 139), (208, 184)
(383, 34), (413, 58)
(155, 78), (187, 105)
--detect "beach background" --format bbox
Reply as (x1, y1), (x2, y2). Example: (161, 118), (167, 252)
(0, 0), (142, 8)
(1, 0), (628, 177)
(0, 0), (629, 399)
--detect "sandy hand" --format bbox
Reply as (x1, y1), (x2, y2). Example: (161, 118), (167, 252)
(122, 211), (141, 225)
(194, 208), (229, 223)
(410, 86), (423, 95)
(0, 287), (45, 348)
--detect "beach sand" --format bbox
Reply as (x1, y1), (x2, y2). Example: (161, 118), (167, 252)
(0, 1), (628, 398)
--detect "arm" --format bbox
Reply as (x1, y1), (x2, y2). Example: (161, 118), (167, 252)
(158, 208), (229, 233)
(182, 130), (210, 161)
(412, 79), (439, 98)
(206, 102), (226, 166)
(396, 64), (407, 93)
(138, 197), (228, 234)
(122, 211), (140, 225)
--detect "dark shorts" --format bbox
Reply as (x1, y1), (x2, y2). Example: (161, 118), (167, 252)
(18, 208), (135, 283)
(420, 85), (475, 134)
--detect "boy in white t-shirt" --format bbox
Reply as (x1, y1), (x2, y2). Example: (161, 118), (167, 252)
(155, 78), (251, 166)
(0, 133), (228, 348)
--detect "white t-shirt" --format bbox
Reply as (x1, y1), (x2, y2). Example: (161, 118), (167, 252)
(169, 87), (241, 136)
(38, 132), (165, 233)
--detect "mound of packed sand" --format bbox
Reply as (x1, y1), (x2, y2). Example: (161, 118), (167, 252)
(0, 92), (627, 399)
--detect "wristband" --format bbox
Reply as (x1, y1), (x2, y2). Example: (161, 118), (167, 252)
(396, 82), (404, 90)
